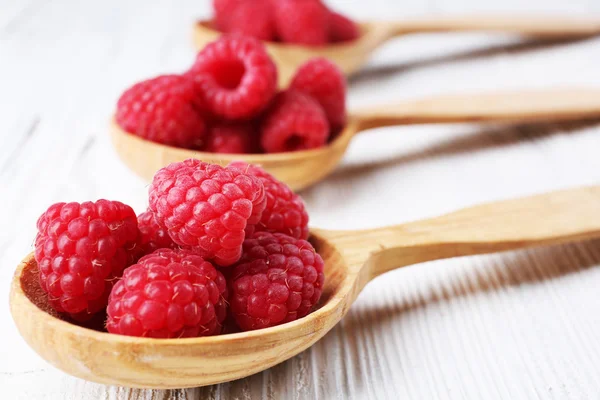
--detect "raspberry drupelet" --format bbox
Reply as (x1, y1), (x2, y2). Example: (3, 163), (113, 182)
(229, 162), (309, 240)
(230, 232), (325, 331)
(272, 0), (330, 45)
(134, 210), (178, 258)
(328, 11), (361, 43)
(187, 36), (277, 120)
(212, 0), (244, 31)
(148, 159), (266, 266)
(260, 89), (329, 153)
(227, 1), (276, 41)
(290, 57), (347, 130)
(34, 200), (138, 319)
(204, 122), (259, 154)
(106, 248), (228, 338)
(116, 74), (207, 149)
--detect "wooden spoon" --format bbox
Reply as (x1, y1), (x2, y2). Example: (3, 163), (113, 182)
(193, 16), (600, 86)
(111, 87), (600, 191)
(10, 185), (600, 388)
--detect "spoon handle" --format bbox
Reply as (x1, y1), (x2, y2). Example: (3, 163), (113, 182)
(382, 15), (600, 38)
(327, 186), (600, 280)
(353, 88), (600, 131)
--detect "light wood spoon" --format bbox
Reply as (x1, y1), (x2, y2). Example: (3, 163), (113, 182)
(111, 87), (600, 191)
(10, 185), (600, 388)
(193, 16), (600, 86)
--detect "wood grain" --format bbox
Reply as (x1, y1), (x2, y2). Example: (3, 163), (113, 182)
(385, 15), (600, 37)
(3, 0), (600, 398)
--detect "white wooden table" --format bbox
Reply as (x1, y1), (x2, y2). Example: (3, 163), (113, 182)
(3, 0), (600, 398)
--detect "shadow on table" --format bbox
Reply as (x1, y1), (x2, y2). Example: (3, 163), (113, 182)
(344, 238), (600, 329)
(321, 118), (600, 187)
(350, 36), (599, 85)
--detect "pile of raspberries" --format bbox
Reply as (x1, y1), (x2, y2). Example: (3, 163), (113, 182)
(212, 0), (360, 45)
(34, 160), (325, 338)
(116, 35), (347, 154)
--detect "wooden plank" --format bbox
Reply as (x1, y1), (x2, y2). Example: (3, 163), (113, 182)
(2, 0), (600, 398)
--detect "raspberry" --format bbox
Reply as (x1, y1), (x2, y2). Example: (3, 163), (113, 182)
(204, 122), (259, 154)
(34, 200), (138, 319)
(213, 0), (243, 31)
(106, 248), (228, 338)
(149, 159), (266, 266)
(273, 0), (329, 45)
(116, 75), (206, 148)
(260, 90), (329, 153)
(134, 210), (177, 258)
(290, 58), (347, 130)
(329, 11), (360, 43)
(187, 36), (277, 120)
(229, 162), (309, 239)
(227, 1), (276, 41)
(229, 232), (324, 331)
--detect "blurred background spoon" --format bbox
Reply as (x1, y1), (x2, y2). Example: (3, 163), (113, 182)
(194, 16), (600, 86)
(112, 87), (600, 190)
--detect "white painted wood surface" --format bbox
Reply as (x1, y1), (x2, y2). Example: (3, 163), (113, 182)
(2, 0), (600, 398)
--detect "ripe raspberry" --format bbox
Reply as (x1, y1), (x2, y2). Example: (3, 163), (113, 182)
(273, 0), (329, 45)
(213, 0), (243, 31)
(260, 90), (329, 153)
(149, 159), (266, 266)
(187, 36), (277, 120)
(116, 75), (206, 148)
(106, 248), (228, 338)
(227, 1), (276, 41)
(329, 11), (360, 43)
(230, 232), (324, 331)
(34, 200), (138, 319)
(204, 122), (259, 154)
(290, 58), (347, 130)
(229, 162), (309, 239)
(134, 210), (177, 258)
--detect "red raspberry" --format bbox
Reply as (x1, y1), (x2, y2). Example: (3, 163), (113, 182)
(187, 36), (277, 120)
(149, 159), (266, 266)
(213, 0), (242, 31)
(273, 0), (329, 45)
(290, 58), (347, 130)
(204, 122), (259, 154)
(34, 200), (138, 319)
(260, 90), (329, 153)
(329, 11), (360, 43)
(229, 162), (309, 239)
(229, 232), (324, 331)
(227, 1), (276, 41)
(106, 248), (228, 338)
(116, 75), (206, 148)
(134, 210), (177, 258)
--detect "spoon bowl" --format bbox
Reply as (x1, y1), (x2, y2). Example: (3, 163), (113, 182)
(10, 231), (350, 389)
(110, 117), (358, 191)
(111, 88), (600, 190)
(10, 185), (600, 388)
(193, 17), (600, 86)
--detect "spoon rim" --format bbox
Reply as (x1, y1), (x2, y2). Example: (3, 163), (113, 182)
(10, 238), (353, 347)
